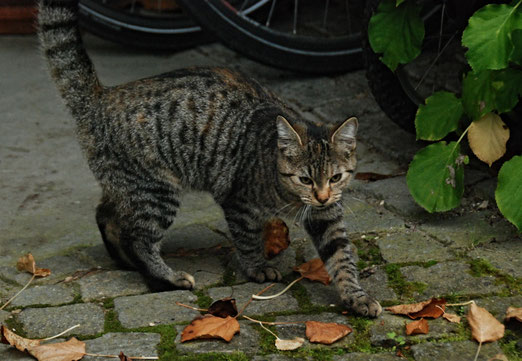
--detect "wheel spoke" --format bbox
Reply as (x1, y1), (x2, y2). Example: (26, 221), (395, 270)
(265, 0), (277, 27)
(293, 0), (298, 35)
(323, 0), (330, 29)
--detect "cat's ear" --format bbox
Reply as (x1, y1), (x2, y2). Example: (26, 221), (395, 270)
(277, 116), (303, 155)
(330, 117), (358, 148)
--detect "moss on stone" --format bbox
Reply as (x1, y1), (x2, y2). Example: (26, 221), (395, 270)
(468, 258), (522, 296)
(222, 267), (236, 286)
(384, 264), (427, 298)
(164, 352), (249, 361)
(193, 290), (213, 310)
(4, 315), (27, 338)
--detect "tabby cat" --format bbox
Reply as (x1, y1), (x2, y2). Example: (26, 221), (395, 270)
(38, 0), (381, 317)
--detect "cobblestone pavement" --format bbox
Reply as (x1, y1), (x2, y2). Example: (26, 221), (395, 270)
(1, 34), (521, 361)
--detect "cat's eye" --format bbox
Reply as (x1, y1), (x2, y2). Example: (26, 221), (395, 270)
(330, 173), (342, 183)
(299, 176), (313, 185)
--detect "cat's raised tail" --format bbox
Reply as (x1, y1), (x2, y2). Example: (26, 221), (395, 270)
(37, 0), (101, 113)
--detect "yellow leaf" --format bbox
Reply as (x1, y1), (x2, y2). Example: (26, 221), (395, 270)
(468, 113), (510, 167)
(275, 337), (304, 350)
(28, 338), (85, 361)
(467, 302), (505, 343)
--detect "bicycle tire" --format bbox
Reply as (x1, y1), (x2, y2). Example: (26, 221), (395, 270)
(78, 0), (214, 50)
(177, 0), (364, 74)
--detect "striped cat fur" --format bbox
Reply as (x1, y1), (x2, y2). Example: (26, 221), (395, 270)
(37, 0), (381, 317)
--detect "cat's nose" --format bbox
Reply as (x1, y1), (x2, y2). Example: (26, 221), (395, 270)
(317, 197), (329, 204)
(315, 191), (329, 204)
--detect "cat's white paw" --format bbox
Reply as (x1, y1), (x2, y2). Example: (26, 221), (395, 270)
(171, 271), (196, 290)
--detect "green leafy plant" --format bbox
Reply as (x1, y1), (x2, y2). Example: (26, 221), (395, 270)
(386, 331), (406, 351)
(368, 0), (522, 230)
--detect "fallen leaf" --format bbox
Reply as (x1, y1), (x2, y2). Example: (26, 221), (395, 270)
(442, 313), (461, 323)
(408, 298), (446, 319)
(181, 315), (240, 343)
(396, 349), (405, 358)
(305, 321), (352, 345)
(405, 318), (429, 335)
(207, 298), (238, 318)
(294, 259), (331, 285)
(16, 253), (51, 277)
(119, 351), (133, 361)
(28, 338), (85, 361)
(263, 218), (290, 259)
(1, 325), (41, 352)
(468, 113), (510, 166)
(504, 306), (522, 322)
(386, 298), (446, 319)
(488, 353), (509, 361)
(275, 337), (304, 351)
(355, 172), (399, 181)
(468, 302), (505, 343)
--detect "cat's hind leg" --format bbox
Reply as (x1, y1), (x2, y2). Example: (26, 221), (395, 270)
(98, 188), (195, 291)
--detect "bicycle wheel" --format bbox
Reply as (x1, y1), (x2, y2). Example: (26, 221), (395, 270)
(78, 0), (214, 50)
(177, 0), (365, 74)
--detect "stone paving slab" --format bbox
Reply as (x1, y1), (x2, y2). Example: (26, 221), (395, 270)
(418, 211), (518, 250)
(174, 320), (260, 355)
(77, 270), (149, 301)
(114, 290), (199, 329)
(163, 224), (229, 252)
(0, 344), (34, 361)
(165, 255), (225, 289)
(208, 283), (299, 316)
(332, 353), (398, 361)
(377, 232), (455, 263)
(474, 296), (522, 321)
(0, 310), (11, 324)
(83, 332), (161, 361)
(401, 261), (503, 300)
(274, 313), (355, 349)
(358, 176), (426, 218)
(10, 284), (76, 308)
(17, 303), (104, 338)
(469, 241), (522, 278)
(253, 355), (310, 361)
(410, 340), (505, 361)
(342, 197), (405, 235)
(369, 313), (461, 346)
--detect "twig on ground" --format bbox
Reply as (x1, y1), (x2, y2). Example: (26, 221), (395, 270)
(175, 302), (207, 312)
(41, 324), (81, 341)
(446, 300), (475, 307)
(0, 274), (36, 310)
(236, 283), (276, 318)
(241, 315), (305, 326)
(252, 276), (304, 300)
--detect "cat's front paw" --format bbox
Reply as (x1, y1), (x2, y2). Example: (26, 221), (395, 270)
(344, 292), (382, 318)
(147, 271), (196, 292)
(246, 266), (282, 283)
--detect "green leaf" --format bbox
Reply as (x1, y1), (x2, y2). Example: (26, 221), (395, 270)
(462, 2), (522, 71)
(396, 0), (406, 6)
(496, 155), (522, 231)
(406, 142), (466, 212)
(368, 0), (424, 71)
(510, 29), (522, 65)
(415, 91), (463, 141)
(461, 68), (522, 120)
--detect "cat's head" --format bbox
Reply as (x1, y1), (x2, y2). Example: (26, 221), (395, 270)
(276, 115), (357, 208)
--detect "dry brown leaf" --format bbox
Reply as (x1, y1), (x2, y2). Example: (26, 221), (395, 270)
(408, 298), (446, 319)
(263, 218), (290, 259)
(504, 306), (522, 322)
(468, 302), (505, 343)
(305, 321), (352, 345)
(1, 325), (41, 352)
(405, 318), (429, 335)
(487, 353), (509, 361)
(16, 253), (51, 277)
(442, 312), (461, 323)
(118, 351), (133, 361)
(207, 298), (238, 318)
(386, 298), (445, 319)
(275, 337), (304, 351)
(181, 315), (240, 343)
(28, 337), (85, 361)
(468, 112), (510, 167)
(293, 259), (331, 285)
